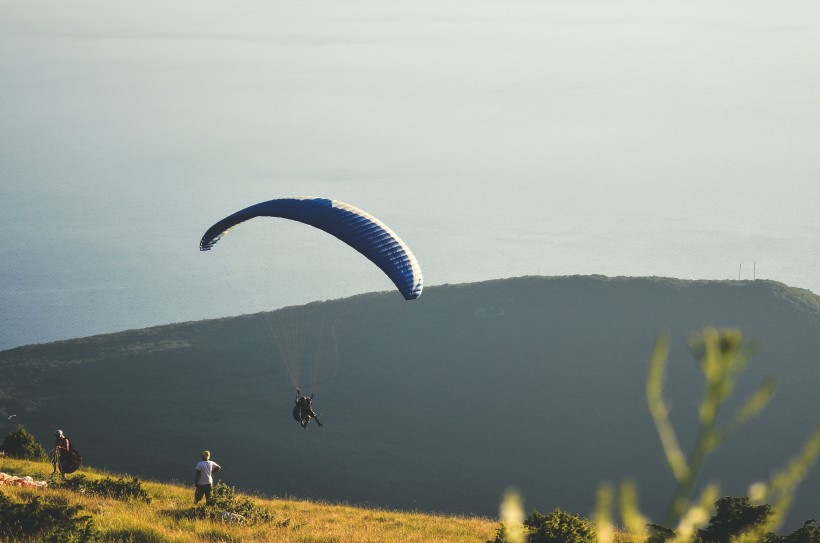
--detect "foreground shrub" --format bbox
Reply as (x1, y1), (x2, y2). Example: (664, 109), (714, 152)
(0, 489), (98, 542)
(195, 481), (273, 525)
(60, 475), (152, 503)
(0, 425), (48, 461)
(646, 495), (820, 543)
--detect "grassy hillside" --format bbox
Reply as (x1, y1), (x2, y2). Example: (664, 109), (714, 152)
(0, 457), (496, 543)
(1, 276), (819, 527)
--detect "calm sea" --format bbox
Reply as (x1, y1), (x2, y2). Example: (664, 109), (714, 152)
(2, 0), (819, 350)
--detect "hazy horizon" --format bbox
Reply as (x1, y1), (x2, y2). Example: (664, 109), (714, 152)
(2, 0), (819, 350)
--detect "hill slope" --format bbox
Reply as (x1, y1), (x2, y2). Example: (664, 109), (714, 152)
(0, 457), (495, 542)
(1, 276), (819, 526)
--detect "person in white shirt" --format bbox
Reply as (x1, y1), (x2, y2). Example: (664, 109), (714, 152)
(194, 450), (221, 505)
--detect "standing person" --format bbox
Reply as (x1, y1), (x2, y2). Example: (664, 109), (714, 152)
(51, 430), (70, 479)
(194, 450), (221, 505)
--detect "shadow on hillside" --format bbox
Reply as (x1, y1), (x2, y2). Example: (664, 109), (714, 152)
(157, 506), (201, 521)
(104, 528), (166, 543)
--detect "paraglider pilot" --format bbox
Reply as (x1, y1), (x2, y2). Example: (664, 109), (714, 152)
(51, 430), (70, 479)
(294, 389), (323, 429)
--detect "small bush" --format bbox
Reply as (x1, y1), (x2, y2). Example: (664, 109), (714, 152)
(0, 425), (48, 461)
(60, 475), (152, 503)
(775, 520), (820, 543)
(645, 523), (676, 543)
(697, 496), (772, 543)
(491, 508), (596, 543)
(0, 489), (98, 542)
(526, 509), (596, 543)
(195, 481), (273, 525)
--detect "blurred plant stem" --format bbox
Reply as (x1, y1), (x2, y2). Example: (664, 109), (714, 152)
(755, 427), (820, 534)
(499, 488), (526, 543)
(504, 327), (820, 543)
(646, 328), (775, 527)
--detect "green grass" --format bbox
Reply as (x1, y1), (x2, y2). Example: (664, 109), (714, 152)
(0, 457), (496, 543)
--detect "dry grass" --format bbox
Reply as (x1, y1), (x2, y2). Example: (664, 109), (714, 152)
(0, 457), (496, 543)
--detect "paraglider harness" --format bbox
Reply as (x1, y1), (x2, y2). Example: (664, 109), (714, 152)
(52, 436), (83, 477)
(293, 389), (323, 429)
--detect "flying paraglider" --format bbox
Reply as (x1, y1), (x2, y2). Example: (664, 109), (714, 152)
(199, 197), (423, 300)
(200, 196), (423, 428)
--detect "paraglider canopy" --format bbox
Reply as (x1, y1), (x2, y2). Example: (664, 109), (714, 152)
(200, 197), (423, 300)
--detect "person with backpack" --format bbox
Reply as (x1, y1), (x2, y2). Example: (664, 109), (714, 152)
(51, 430), (70, 479)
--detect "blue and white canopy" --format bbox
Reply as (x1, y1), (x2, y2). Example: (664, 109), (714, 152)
(200, 197), (423, 300)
